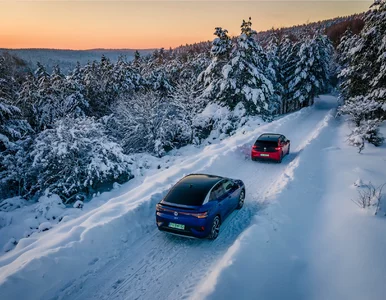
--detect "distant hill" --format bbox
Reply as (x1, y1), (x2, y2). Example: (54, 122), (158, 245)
(0, 14), (364, 75)
(0, 48), (154, 74)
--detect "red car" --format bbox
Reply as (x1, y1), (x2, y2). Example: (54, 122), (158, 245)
(251, 133), (290, 163)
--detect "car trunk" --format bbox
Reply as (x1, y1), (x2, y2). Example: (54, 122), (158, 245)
(253, 140), (279, 152)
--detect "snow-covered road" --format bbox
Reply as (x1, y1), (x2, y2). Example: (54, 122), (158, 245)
(0, 96), (338, 300)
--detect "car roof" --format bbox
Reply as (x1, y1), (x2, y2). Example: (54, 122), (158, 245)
(162, 174), (224, 206)
(179, 174), (224, 186)
(257, 133), (283, 141)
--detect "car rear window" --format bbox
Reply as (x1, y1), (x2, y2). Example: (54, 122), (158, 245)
(254, 141), (278, 147)
(163, 183), (209, 206)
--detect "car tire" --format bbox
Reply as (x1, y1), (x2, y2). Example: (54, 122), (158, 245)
(208, 216), (221, 240)
(278, 152), (283, 163)
(287, 145), (290, 155)
(236, 189), (245, 209)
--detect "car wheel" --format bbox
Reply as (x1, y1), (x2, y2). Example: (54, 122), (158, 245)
(278, 152), (283, 163)
(236, 189), (245, 209)
(287, 145), (290, 155)
(208, 216), (221, 240)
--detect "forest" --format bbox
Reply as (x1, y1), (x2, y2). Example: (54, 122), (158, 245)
(0, 2), (385, 204)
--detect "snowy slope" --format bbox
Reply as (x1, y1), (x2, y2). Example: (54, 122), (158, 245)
(0, 95), (374, 300)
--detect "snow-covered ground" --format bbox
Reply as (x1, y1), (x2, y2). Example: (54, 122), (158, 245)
(194, 103), (386, 300)
(0, 95), (385, 300)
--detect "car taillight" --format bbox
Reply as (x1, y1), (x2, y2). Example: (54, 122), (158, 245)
(156, 204), (165, 212)
(252, 145), (257, 150)
(275, 147), (281, 150)
(191, 211), (208, 218)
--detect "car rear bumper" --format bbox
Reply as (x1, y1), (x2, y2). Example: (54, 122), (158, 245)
(251, 150), (281, 161)
(156, 213), (212, 238)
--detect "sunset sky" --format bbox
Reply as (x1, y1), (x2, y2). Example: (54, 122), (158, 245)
(0, 1), (373, 50)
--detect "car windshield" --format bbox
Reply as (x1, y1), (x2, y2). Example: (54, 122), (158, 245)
(254, 141), (278, 147)
(163, 183), (209, 206)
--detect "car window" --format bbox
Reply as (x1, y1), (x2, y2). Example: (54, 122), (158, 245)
(254, 141), (278, 147)
(223, 180), (234, 192)
(209, 181), (226, 201)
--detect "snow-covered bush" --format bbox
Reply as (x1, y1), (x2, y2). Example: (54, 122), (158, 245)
(109, 90), (200, 157)
(35, 192), (66, 220)
(193, 102), (248, 142)
(347, 119), (384, 153)
(337, 97), (383, 126)
(0, 197), (28, 212)
(38, 222), (52, 232)
(352, 182), (385, 215)
(3, 237), (17, 252)
(29, 117), (133, 202)
(73, 200), (84, 209)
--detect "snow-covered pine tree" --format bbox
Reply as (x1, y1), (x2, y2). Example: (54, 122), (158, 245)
(280, 35), (298, 113)
(81, 57), (117, 118)
(339, 1), (386, 106)
(169, 76), (206, 145)
(287, 34), (332, 110)
(32, 63), (54, 130)
(211, 27), (232, 59)
(367, 1), (386, 108)
(0, 54), (33, 200)
(305, 33), (334, 97)
(337, 1), (385, 148)
(134, 50), (141, 65)
(25, 64), (89, 131)
(216, 18), (274, 118)
(109, 91), (175, 157)
(198, 27), (233, 102)
(150, 70), (173, 96)
(266, 32), (284, 114)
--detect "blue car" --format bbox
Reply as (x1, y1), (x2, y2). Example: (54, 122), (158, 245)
(156, 174), (245, 240)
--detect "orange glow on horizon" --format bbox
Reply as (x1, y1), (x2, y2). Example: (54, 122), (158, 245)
(0, 1), (372, 50)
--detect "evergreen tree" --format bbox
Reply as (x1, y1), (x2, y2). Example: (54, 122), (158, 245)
(287, 34), (332, 110)
(216, 18), (274, 118)
(337, 0), (385, 149)
(198, 27), (233, 101)
(169, 76), (206, 144)
(266, 32), (284, 114)
(339, 1), (386, 105)
(280, 36), (299, 113)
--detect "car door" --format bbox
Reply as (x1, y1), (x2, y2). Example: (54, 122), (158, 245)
(280, 136), (288, 153)
(222, 180), (238, 216)
(210, 182), (228, 219)
(282, 136), (289, 153)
